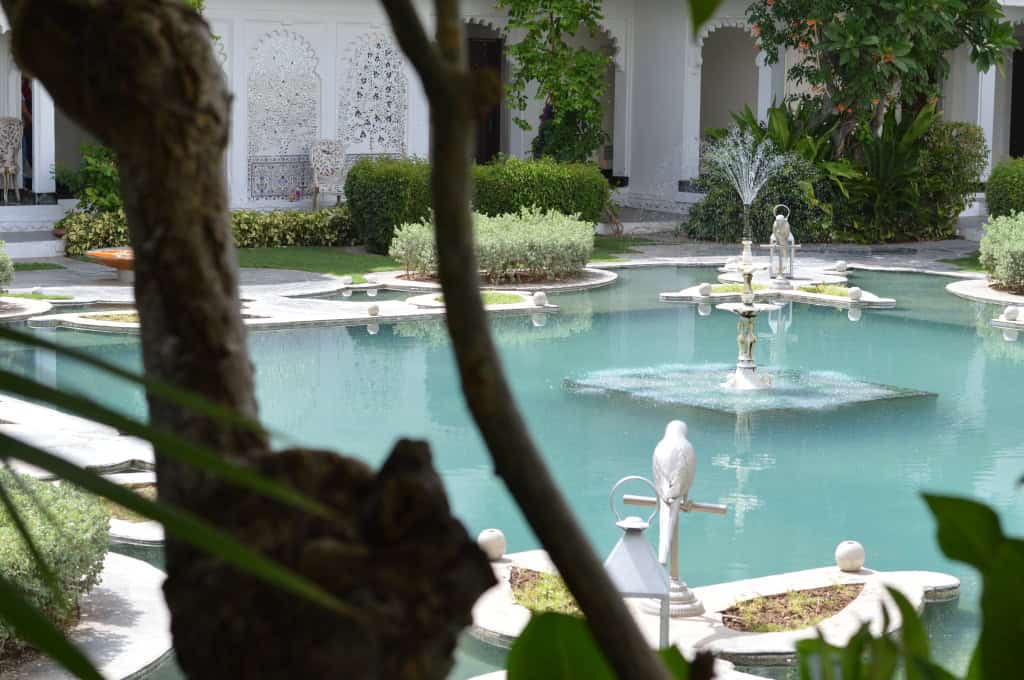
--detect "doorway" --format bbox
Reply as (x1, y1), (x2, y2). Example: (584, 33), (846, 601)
(1010, 50), (1024, 158)
(467, 31), (503, 164)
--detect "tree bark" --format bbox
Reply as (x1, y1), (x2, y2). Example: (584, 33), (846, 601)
(2, 1), (492, 677)
(381, 1), (673, 679)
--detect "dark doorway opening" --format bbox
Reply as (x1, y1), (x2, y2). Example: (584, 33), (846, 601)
(1011, 50), (1024, 158)
(468, 37), (503, 164)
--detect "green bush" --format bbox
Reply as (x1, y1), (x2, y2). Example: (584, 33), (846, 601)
(980, 212), (1024, 292)
(346, 157), (611, 255)
(54, 144), (122, 213)
(0, 241), (13, 291)
(345, 158), (432, 254)
(916, 122), (987, 238)
(686, 153), (833, 244)
(0, 470), (109, 657)
(390, 207), (593, 282)
(987, 158), (1024, 219)
(474, 157), (609, 223)
(60, 207), (353, 256)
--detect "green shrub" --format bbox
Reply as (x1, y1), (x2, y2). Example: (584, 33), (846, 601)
(0, 470), (109, 657)
(980, 212), (1024, 293)
(686, 153), (833, 244)
(474, 157), (610, 223)
(345, 158), (432, 254)
(987, 158), (1024, 219)
(0, 241), (13, 291)
(346, 157), (611, 255)
(61, 207), (353, 256)
(390, 207), (593, 282)
(916, 122), (987, 238)
(54, 144), (122, 213)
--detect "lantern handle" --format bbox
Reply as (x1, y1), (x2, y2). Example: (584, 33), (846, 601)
(774, 204), (790, 219)
(609, 476), (659, 526)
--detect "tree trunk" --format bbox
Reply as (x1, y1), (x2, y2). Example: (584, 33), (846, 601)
(2, 1), (492, 677)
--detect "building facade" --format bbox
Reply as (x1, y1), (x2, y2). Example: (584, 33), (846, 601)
(1, 0), (1023, 217)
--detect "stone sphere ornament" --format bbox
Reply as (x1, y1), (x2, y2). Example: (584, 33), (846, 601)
(1004, 305), (1019, 321)
(834, 260), (848, 272)
(533, 292), (548, 307)
(697, 283), (713, 297)
(848, 287), (863, 302)
(835, 540), (866, 572)
(340, 275), (354, 286)
(368, 304), (380, 317)
(477, 529), (507, 562)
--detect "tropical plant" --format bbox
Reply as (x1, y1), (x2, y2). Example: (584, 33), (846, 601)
(0, 241), (13, 291)
(497, 0), (611, 162)
(986, 158), (1024, 218)
(916, 121), (988, 239)
(747, 0), (1017, 152)
(53, 144), (122, 213)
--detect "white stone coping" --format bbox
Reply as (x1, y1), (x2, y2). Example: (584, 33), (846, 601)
(946, 278), (1024, 306)
(0, 395), (154, 478)
(405, 291), (557, 312)
(662, 285), (896, 310)
(10, 553), (172, 680)
(470, 551), (958, 667)
(28, 294), (560, 336)
(0, 296), (52, 321)
(369, 267), (618, 293)
(109, 517), (165, 548)
(718, 269), (849, 288)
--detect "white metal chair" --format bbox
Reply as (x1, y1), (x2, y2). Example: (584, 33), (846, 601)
(310, 139), (348, 209)
(0, 117), (24, 203)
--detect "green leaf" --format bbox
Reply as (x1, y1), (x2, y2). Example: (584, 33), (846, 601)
(0, 368), (332, 520)
(923, 494), (1004, 572)
(688, 0), (723, 34)
(507, 612), (691, 679)
(910, 658), (960, 680)
(978, 539), (1024, 678)
(0, 433), (364, 624)
(0, 573), (102, 680)
(886, 587), (929, 676)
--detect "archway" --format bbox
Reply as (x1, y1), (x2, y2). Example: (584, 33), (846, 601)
(700, 27), (759, 134)
(465, 21), (507, 164)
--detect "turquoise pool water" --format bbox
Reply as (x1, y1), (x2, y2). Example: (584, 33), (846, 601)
(7, 267), (1023, 677)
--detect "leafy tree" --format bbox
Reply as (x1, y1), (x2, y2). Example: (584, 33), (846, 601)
(747, 0), (1017, 152)
(497, 0), (611, 162)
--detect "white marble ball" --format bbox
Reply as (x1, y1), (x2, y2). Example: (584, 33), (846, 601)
(477, 529), (507, 562)
(1004, 305), (1019, 321)
(340, 275), (354, 286)
(835, 260), (848, 272)
(533, 292), (548, 307)
(368, 304), (380, 317)
(848, 287), (863, 302)
(697, 283), (713, 297)
(835, 540), (865, 572)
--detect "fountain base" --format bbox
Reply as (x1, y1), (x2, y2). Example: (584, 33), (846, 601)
(641, 580), (705, 618)
(725, 365), (771, 391)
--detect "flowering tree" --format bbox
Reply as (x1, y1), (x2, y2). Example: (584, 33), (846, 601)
(747, 0), (1017, 151)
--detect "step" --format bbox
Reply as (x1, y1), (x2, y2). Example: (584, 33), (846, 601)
(0, 232), (64, 259)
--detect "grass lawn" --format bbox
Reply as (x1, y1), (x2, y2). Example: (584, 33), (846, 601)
(800, 284), (850, 297)
(14, 262), (64, 272)
(592, 235), (656, 262)
(436, 292), (524, 305)
(938, 251), (984, 272)
(3, 292), (73, 301)
(713, 283), (768, 293)
(510, 568), (580, 617)
(236, 247), (400, 284)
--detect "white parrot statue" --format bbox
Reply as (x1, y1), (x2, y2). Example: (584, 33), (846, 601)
(652, 420), (696, 567)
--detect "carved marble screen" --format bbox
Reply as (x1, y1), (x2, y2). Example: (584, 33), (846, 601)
(247, 29), (322, 201)
(338, 31), (408, 157)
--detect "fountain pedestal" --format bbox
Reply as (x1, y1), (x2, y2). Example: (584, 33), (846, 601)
(716, 266), (779, 390)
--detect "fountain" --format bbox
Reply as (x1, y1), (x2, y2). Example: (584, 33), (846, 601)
(703, 128), (787, 268)
(715, 266), (780, 390)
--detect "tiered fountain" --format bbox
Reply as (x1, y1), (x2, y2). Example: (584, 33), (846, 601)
(715, 265), (779, 390)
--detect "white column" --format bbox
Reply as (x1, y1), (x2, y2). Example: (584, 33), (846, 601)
(30, 79), (55, 194)
(756, 53), (774, 123)
(978, 66), (997, 179)
(681, 44), (703, 180)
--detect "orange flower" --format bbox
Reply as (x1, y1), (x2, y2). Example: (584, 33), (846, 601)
(752, 24), (761, 37)
(767, 0), (774, 6)
(871, 97), (881, 106)
(929, 96), (939, 105)
(799, 40), (810, 50)
(836, 103), (847, 113)
(806, 19), (817, 26)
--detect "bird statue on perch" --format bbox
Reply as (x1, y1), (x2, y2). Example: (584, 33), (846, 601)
(652, 420), (696, 566)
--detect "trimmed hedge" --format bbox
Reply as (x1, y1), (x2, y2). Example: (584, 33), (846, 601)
(980, 212), (1024, 293)
(473, 157), (609, 222)
(0, 241), (13, 291)
(345, 158), (432, 255)
(346, 157), (611, 255)
(390, 207), (593, 282)
(0, 470), (109, 657)
(61, 207), (352, 256)
(916, 122), (987, 238)
(987, 158), (1024, 219)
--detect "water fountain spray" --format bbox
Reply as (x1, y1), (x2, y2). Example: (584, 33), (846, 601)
(703, 128), (787, 267)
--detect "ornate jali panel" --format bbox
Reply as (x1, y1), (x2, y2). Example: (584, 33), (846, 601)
(338, 31), (408, 156)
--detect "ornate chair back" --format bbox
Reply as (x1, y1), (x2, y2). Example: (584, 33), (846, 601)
(0, 117), (24, 202)
(310, 139), (348, 209)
